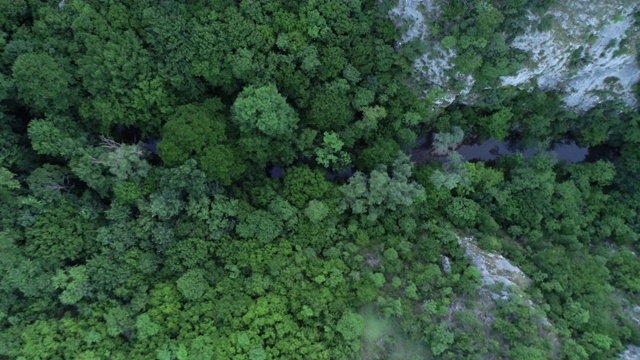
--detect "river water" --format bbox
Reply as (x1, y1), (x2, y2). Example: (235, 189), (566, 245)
(411, 138), (589, 164)
(268, 138), (590, 180)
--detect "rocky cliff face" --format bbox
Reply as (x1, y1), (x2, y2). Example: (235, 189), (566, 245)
(619, 345), (640, 360)
(502, 0), (640, 111)
(389, 0), (475, 106)
(390, 0), (640, 111)
(452, 236), (560, 355)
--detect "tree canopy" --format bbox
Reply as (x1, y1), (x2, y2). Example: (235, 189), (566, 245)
(1, 0), (640, 359)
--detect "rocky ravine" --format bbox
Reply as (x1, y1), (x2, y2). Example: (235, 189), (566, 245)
(390, 0), (640, 111)
(451, 236), (560, 355)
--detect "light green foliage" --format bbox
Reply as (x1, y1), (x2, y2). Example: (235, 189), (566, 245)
(147, 188), (184, 221)
(563, 301), (590, 326)
(446, 197), (481, 227)
(176, 269), (209, 301)
(431, 152), (469, 190)
(474, 1), (505, 38)
(607, 249), (640, 292)
(28, 115), (87, 159)
(304, 200), (329, 223)
(69, 150), (113, 197)
(315, 132), (351, 170)
(353, 88), (375, 110)
(441, 35), (457, 49)
(479, 107), (512, 140)
(429, 323), (454, 356)
(404, 283), (418, 300)
(344, 106), (385, 145)
(236, 210), (283, 243)
(104, 306), (134, 337)
(371, 273), (386, 288)
(0, 167), (19, 193)
(104, 144), (150, 183)
(2, 1), (640, 359)
(113, 181), (144, 204)
(232, 84), (299, 137)
(341, 153), (425, 222)
(19, 320), (62, 359)
(135, 313), (160, 340)
(432, 127), (464, 155)
(383, 248), (398, 262)
(336, 311), (365, 341)
(52, 266), (89, 305)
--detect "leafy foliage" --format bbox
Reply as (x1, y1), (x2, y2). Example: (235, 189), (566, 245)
(0, 0), (639, 359)
(232, 84), (299, 137)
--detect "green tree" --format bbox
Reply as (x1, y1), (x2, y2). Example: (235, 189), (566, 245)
(236, 210), (283, 243)
(135, 313), (160, 341)
(28, 115), (87, 159)
(52, 266), (90, 305)
(479, 107), (512, 140)
(336, 311), (364, 341)
(315, 131), (351, 171)
(157, 99), (227, 166)
(232, 84), (299, 137)
(304, 200), (329, 223)
(432, 127), (464, 155)
(341, 153), (425, 222)
(12, 52), (73, 114)
(198, 144), (246, 185)
(307, 86), (354, 130)
(176, 269), (209, 301)
(284, 166), (332, 208)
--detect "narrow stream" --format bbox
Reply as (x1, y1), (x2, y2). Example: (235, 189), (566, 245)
(411, 138), (589, 164)
(267, 138), (590, 180)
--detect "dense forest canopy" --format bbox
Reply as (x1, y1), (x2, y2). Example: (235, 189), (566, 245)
(2, 0), (640, 359)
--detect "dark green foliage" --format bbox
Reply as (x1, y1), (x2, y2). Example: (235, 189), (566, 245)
(307, 86), (354, 130)
(158, 99), (247, 184)
(28, 115), (87, 159)
(356, 138), (401, 172)
(158, 99), (227, 166)
(1, 0), (639, 359)
(284, 166), (332, 208)
(24, 202), (96, 268)
(12, 52), (73, 114)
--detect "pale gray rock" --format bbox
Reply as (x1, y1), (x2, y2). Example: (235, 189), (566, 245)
(619, 345), (640, 360)
(389, 0), (640, 111)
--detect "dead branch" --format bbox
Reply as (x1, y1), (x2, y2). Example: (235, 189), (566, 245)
(99, 136), (121, 150)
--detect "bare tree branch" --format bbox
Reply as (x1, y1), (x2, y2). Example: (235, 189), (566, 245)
(99, 136), (121, 150)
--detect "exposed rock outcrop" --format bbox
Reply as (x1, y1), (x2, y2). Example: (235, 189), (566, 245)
(389, 0), (640, 111)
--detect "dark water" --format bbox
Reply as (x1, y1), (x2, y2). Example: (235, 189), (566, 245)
(269, 165), (284, 179)
(458, 139), (589, 163)
(271, 138), (589, 181)
(144, 138), (161, 155)
(412, 138), (589, 164)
